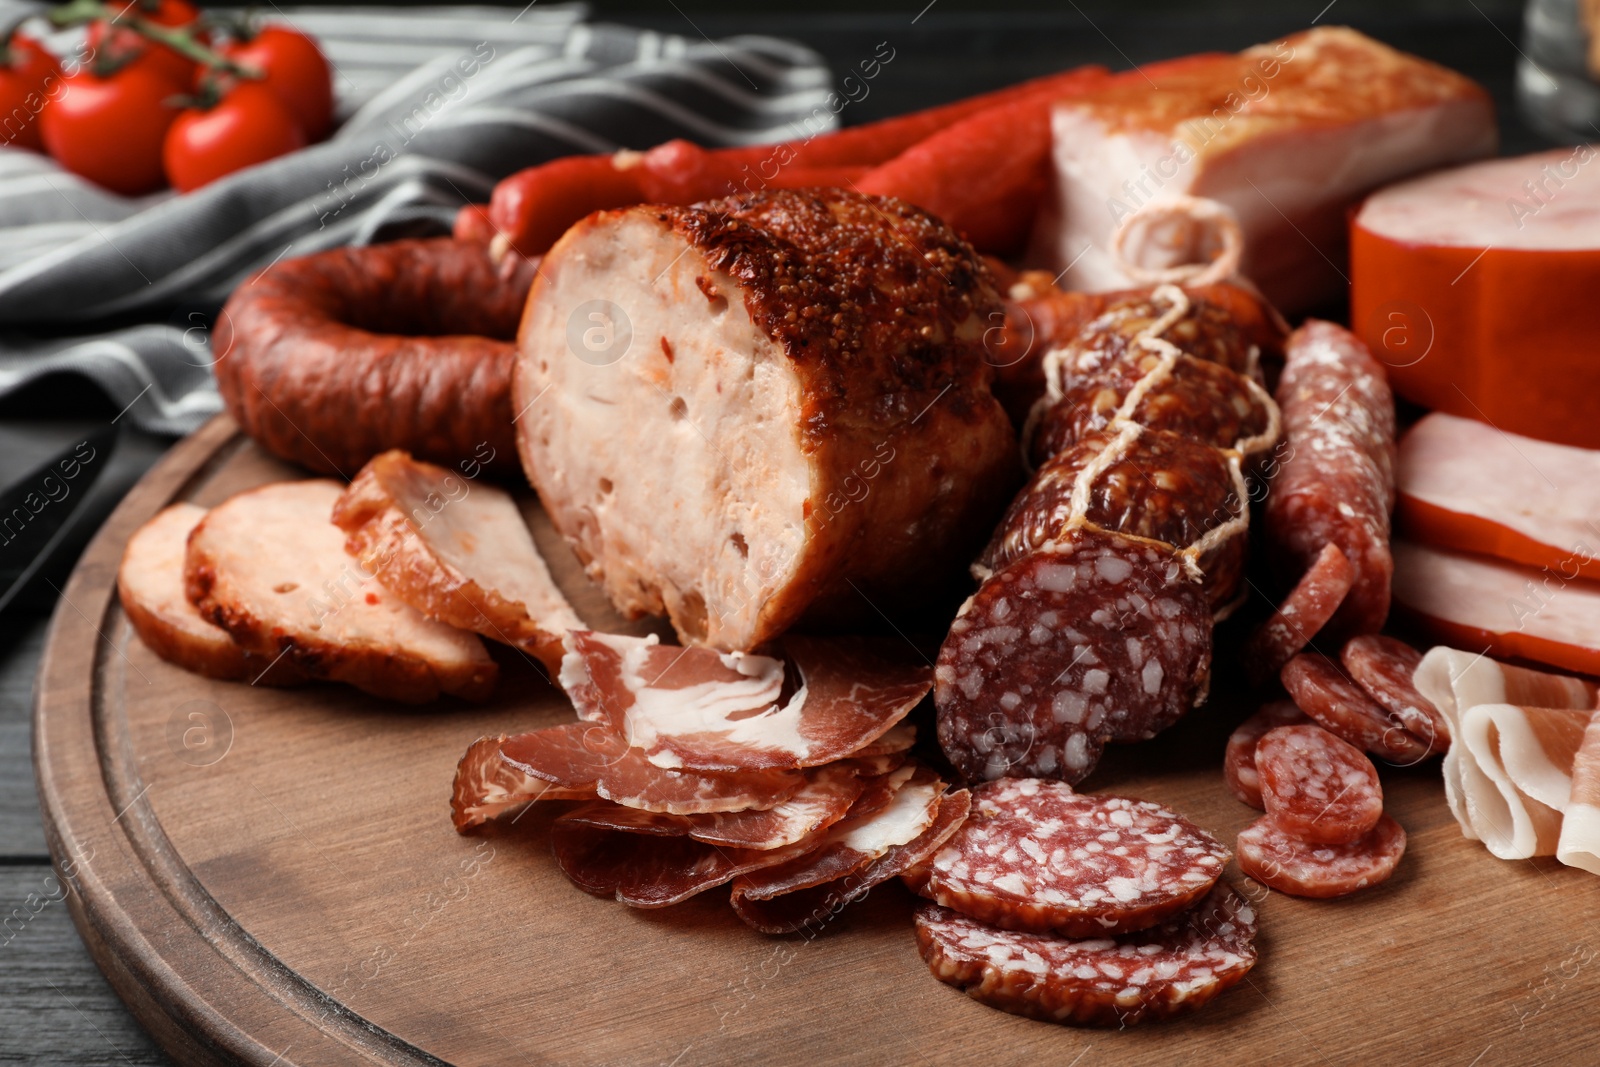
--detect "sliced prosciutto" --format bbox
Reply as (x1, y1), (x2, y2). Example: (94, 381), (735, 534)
(1393, 540), (1600, 676)
(450, 722), (805, 830)
(1455, 703), (1591, 858)
(1558, 710), (1600, 874)
(1397, 412), (1600, 580)
(558, 630), (930, 772)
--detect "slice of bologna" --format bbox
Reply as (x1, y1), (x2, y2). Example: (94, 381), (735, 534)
(449, 722), (806, 831)
(560, 631), (929, 773)
(1223, 700), (1310, 810)
(732, 787), (973, 936)
(1391, 539), (1600, 677)
(1281, 653), (1430, 765)
(1352, 148), (1600, 450)
(1396, 412), (1600, 581)
(1244, 542), (1356, 687)
(911, 779), (1228, 937)
(1257, 724), (1382, 845)
(936, 529), (1212, 784)
(913, 882), (1257, 1026)
(1341, 634), (1450, 753)
(1237, 812), (1406, 898)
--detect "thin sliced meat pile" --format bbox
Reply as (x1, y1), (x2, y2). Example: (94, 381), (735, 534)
(333, 450), (583, 672)
(453, 631), (962, 933)
(1413, 645), (1600, 864)
(903, 778), (1253, 1025)
(1276, 632), (1448, 765)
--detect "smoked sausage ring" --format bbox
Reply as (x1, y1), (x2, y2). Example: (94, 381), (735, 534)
(214, 238), (539, 477)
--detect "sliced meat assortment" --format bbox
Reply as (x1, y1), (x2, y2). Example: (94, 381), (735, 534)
(117, 503), (305, 685)
(1236, 813), (1406, 899)
(1224, 701), (1309, 810)
(184, 480), (497, 703)
(910, 779), (1228, 937)
(936, 529), (1213, 784)
(558, 630), (930, 772)
(914, 883), (1257, 1026)
(939, 281), (1279, 785)
(1256, 725), (1383, 845)
(333, 450), (583, 672)
(1282, 653), (1428, 765)
(515, 187), (1016, 652)
(1259, 320), (1397, 645)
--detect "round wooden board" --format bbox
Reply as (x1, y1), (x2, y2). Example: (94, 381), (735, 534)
(33, 415), (1600, 1065)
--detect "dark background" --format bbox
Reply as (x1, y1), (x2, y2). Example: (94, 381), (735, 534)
(0, 1), (1556, 1062)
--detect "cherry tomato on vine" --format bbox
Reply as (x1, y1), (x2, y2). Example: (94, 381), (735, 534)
(84, 0), (205, 89)
(0, 33), (62, 152)
(163, 81), (305, 193)
(40, 63), (181, 195)
(216, 25), (333, 141)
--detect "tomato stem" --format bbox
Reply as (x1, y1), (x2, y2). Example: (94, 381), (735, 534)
(50, 0), (262, 78)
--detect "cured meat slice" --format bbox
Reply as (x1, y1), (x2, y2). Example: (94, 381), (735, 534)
(1413, 646), (1597, 846)
(118, 503), (305, 685)
(184, 480), (497, 703)
(1256, 724), (1383, 845)
(844, 722), (916, 760)
(1454, 703), (1586, 858)
(1237, 813), (1406, 898)
(1392, 539), (1600, 676)
(1243, 542), (1355, 687)
(1281, 653), (1429, 764)
(980, 427), (1247, 607)
(332, 450), (583, 672)
(914, 882), (1257, 1026)
(1341, 634), (1450, 753)
(450, 723), (805, 829)
(516, 187), (1016, 652)
(1029, 353), (1277, 470)
(451, 733), (595, 832)
(558, 631), (930, 772)
(1558, 709), (1600, 874)
(1262, 320), (1397, 641)
(551, 817), (819, 908)
(1352, 151), (1600, 450)
(1040, 26), (1494, 314)
(1395, 413), (1600, 580)
(732, 787), (972, 935)
(936, 529), (1212, 784)
(913, 779), (1228, 936)
(729, 765), (945, 904)
(1223, 700), (1308, 809)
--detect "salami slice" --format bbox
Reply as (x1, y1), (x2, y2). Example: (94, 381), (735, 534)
(1282, 653), (1430, 765)
(913, 779), (1228, 936)
(937, 529), (1212, 784)
(1237, 812), (1406, 898)
(1262, 320), (1397, 640)
(980, 428), (1247, 608)
(451, 723), (806, 827)
(551, 814), (821, 908)
(1256, 724), (1383, 844)
(732, 787), (972, 935)
(1243, 542), (1355, 687)
(1223, 700), (1309, 809)
(1341, 634), (1450, 753)
(729, 765), (945, 903)
(914, 882), (1257, 1026)
(559, 631), (929, 772)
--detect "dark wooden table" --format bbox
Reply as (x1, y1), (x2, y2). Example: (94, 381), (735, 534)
(0, 2), (1551, 1062)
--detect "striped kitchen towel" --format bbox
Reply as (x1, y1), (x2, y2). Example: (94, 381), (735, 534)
(0, 3), (835, 434)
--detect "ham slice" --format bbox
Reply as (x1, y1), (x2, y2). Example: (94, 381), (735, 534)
(558, 631), (930, 772)
(118, 503), (305, 685)
(1034, 26), (1494, 314)
(1396, 413), (1600, 581)
(1392, 539), (1600, 676)
(1455, 704), (1590, 858)
(184, 480), (496, 703)
(333, 450), (583, 672)
(1558, 710), (1600, 874)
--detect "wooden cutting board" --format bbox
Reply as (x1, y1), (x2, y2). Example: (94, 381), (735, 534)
(33, 415), (1600, 1066)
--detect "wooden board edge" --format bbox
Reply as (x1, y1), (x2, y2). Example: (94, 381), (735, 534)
(30, 416), (447, 1066)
